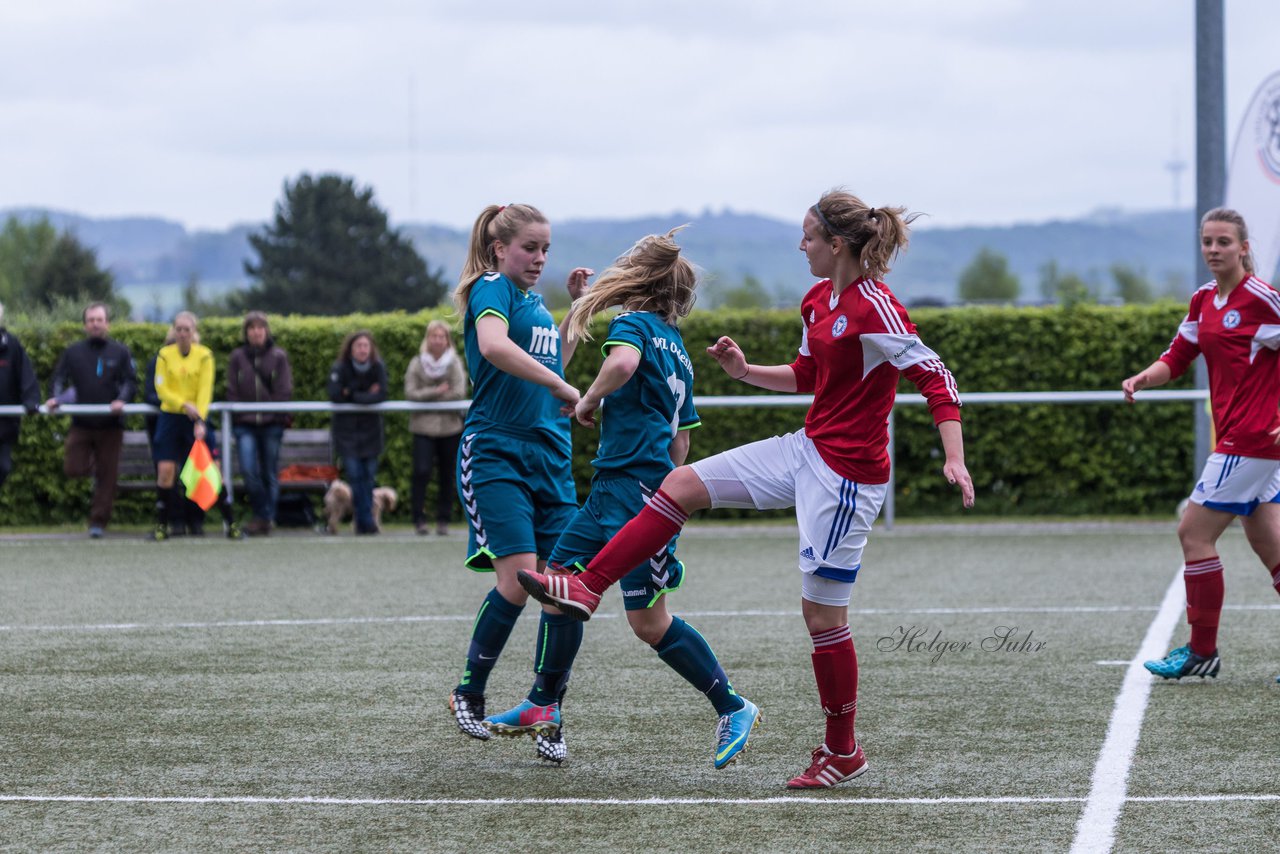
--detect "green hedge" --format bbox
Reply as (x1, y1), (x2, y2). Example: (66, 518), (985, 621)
(0, 303), (1194, 526)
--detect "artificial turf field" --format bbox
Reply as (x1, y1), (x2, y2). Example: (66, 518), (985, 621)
(0, 523), (1276, 853)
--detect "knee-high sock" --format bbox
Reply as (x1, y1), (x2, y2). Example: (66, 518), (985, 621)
(811, 625), (858, 755)
(169, 486), (188, 526)
(528, 611), (583, 706)
(1271, 561), (1280, 599)
(580, 490), (688, 595)
(216, 485), (235, 525)
(653, 616), (744, 716)
(155, 485), (171, 525)
(1185, 556), (1224, 657)
(457, 588), (524, 695)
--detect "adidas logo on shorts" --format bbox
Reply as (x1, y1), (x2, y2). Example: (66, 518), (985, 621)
(801, 547), (815, 561)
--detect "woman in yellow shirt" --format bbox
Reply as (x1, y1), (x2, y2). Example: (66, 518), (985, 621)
(149, 311), (239, 540)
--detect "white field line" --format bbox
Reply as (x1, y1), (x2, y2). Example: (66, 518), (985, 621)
(1, 604), (1275, 635)
(0, 793), (1275, 808)
(1068, 567), (1186, 854)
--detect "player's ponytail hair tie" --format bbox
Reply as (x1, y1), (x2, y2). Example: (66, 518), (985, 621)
(497, 205), (507, 213)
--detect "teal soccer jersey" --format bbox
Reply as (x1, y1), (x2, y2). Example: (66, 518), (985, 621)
(462, 272), (571, 455)
(595, 311), (701, 485)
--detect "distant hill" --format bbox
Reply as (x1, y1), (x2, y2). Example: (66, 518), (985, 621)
(2, 206), (1200, 317)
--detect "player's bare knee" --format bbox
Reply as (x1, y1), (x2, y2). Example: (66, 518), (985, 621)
(661, 466), (710, 511)
(627, 611), (670, 646)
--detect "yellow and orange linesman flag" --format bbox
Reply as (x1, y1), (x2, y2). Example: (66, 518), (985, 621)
(180, 439), (223, 511)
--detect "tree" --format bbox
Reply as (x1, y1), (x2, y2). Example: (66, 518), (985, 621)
(1039, 260), (1094, 308)
(240, 173), (446, 315)
(181, 274), (239, 319)
(0, 216), (128, 319)
(957, 248), (1020, 303)
(1111, 264), (1154, 304)
(719, 274), (772, 309)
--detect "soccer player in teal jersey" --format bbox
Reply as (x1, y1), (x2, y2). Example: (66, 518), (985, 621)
(448, 204), (593, 763)
(484, 230), (761, 769)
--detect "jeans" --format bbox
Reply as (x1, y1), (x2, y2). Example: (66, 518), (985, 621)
(234, 424), (284, 522)
(342, 454), (379, 532)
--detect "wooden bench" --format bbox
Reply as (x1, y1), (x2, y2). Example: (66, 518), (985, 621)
(117, 428), (335, 495)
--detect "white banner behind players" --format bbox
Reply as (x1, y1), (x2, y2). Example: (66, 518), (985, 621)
(1226, 70), (1280, 284)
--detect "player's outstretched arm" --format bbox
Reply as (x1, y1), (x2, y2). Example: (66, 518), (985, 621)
(707, 336), (798, 392)
(938, 420), (975, 509)
(1121, 360), (1172, 403)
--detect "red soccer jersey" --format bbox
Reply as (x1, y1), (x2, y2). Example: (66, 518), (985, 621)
(1159, 275), (1280, 460)
(790, 278), (962, 483)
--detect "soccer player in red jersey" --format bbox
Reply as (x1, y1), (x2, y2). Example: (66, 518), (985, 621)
(520, 189), (976, 787)
(1124, 207), (1280, 683)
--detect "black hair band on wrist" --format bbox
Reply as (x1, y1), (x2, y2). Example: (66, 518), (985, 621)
(736, 365), (750, 381)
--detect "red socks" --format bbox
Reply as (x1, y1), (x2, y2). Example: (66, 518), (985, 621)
(579, 489), (689, 595)
(1271, 561), (1280, 598)
(1184, 556), (1224, 658)
(810, 625), (857, 755)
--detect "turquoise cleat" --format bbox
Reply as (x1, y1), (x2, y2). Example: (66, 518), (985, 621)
(484, 699), (561, 737)
(1144, 645), (1220, 680)
(713, 698), (761, 769)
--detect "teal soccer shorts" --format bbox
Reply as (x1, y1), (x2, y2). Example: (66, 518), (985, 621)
(458, 430), (577, 570)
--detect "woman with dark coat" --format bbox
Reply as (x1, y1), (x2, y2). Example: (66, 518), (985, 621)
(327, 329), (388, 534)
(227, 311), (294, 536)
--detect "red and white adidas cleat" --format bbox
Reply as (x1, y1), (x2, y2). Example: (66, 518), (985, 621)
(517, 569), (601, 621)
(785, 742), (868, 789)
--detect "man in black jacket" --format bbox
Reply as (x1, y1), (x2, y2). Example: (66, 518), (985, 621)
(45, 302), (137, 537)
(0, 301), (41, 494)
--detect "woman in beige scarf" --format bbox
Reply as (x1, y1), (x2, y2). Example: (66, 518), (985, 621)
(404, 319), (467, 534)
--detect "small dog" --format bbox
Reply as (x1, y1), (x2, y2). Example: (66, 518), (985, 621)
(323, 480), (398, 534)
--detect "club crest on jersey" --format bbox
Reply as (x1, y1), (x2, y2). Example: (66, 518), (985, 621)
(831, 315), (848, 337)
(1222, 309), (1241, 329)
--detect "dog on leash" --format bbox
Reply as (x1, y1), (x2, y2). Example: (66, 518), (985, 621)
(323, 480), (398, 534)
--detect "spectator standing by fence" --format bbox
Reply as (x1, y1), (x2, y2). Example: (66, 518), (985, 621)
(404, 319), (466, 535)
(227, 311), (293, 537)
(44, 302), (137, 538)
(0, 301), (40, 494)
(149, 311), (241, 540)
(327, 330), (388, 535)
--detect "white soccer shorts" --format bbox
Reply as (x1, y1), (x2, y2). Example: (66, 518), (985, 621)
(1189, 452), (1280, 516)
(690, 429), (886, 606)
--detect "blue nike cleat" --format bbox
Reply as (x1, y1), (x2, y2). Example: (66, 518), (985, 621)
(713, 697), (761, 769)
(484, 699), (561, 737)
(1144, 645), (1220, 680)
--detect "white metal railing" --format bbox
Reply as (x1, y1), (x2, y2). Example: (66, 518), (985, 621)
(1, 389), (1209, 526)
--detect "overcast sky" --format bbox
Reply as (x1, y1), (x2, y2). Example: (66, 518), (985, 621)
(2, 1), (1277, 233)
